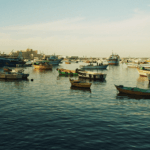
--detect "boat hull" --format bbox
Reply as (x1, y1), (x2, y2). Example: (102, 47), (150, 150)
(77, 70), (106, 81)
(0, 73), (22, 79)
(108, 59), (119, 65)
(65, 62), (71, 64)
(0, 57), (25, 67)
(57, 68), (78, 76)
(70, 79), (92, 88)
(115, 85), (150, 96)
(80, 65), (108, 69)
(137, 68), (150, 77)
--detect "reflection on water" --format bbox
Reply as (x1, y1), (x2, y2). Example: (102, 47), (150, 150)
(116, 93), (150, 100)
(137, 76), (148, 82)
(70, 86), (91, 93)
(33, 68), (53, 73)
(0, 78), (29, 90)
(2, 63), (150, 150)
(57, 75), (78, 80)
(136, 76), (149, 89)
(79, 78), (106, 84)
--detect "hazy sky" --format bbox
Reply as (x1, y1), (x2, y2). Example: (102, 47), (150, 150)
(0, 0), (150, 57)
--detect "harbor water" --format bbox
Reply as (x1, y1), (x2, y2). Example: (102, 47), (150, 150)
(1, 62), (150, 150)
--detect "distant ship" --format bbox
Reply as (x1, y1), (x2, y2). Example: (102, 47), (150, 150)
(47, 55), (63, 65)
(107, 53), (120, 65)
(35, 55), (63, 65)
(0, 52), (25, 67)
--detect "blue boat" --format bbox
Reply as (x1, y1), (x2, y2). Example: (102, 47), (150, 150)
(0, 54), (25, 67)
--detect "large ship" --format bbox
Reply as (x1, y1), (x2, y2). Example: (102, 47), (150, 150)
(0, 52), (25, 67)
(107, 53), (120, 65)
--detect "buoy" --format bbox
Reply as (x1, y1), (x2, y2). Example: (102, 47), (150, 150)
(31, 79), (33, 81)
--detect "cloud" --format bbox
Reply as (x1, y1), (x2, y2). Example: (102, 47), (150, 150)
(1, 11), (150, 40)
(1, 17), (85, 31)
(0, 11), (150, 57)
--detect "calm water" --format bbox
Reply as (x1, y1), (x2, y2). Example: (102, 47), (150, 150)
(1, 62), (150, 150)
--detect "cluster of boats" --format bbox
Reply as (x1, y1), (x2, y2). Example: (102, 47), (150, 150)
(57, 68), (107, 89)
(2, 51), (150, 98)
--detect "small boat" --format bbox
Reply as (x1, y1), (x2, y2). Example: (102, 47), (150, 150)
(86, 60), (91, 63)
(33, 62), (52, 70)
(80, 63), (108, 69)
(137, 67), (150, 77)
(0, 68), (29, 79)
(69, 78), (92, 88)
(76, 69), (106, 81)
(126, 63), (138, 68)
(65, 61), (71, 64)
(57, 68), (78, 76)
(115, 85), (150, 96)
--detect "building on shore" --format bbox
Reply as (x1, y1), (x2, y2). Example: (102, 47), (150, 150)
(9, 48), (43, 60)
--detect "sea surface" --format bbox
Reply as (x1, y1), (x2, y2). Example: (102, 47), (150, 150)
(1, 62), (150, 150)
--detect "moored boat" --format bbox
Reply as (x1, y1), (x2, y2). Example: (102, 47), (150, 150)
(80, 63), (108, 69)
(33, 62), (52, 70)
(0, 68), (29, 79)
(76, 69), (106, 81)
(137, 67), (150, 77)
(107, 53), (120, 65)
(57, 68), (78, 76)
(69, 78), (92, 88)
(0, 54), (25, 67)
(115, 85), (150, 96)
(65, 61), (71, 64)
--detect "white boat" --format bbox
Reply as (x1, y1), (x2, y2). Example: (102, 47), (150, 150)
(137, 67), (150, 77)
(76, 69), (106, 81)
(80, 63), (108, 69)
(126, 63), (138, 68)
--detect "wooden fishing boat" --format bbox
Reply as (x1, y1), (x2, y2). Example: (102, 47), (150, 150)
(115, 85), (150, 96)
(76, 69), (106, 81)
(33, 62), (52, 70)
(69, 78), (92, 88)
(86, 60), (91, 63)
(137, 67), (150, 77)
(0, 69), (29, 79)
(57, 68), (78, 76)
(65, 61), (71, 64)
(0, 72), (22, 79)
(80, 64), (108, 69)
